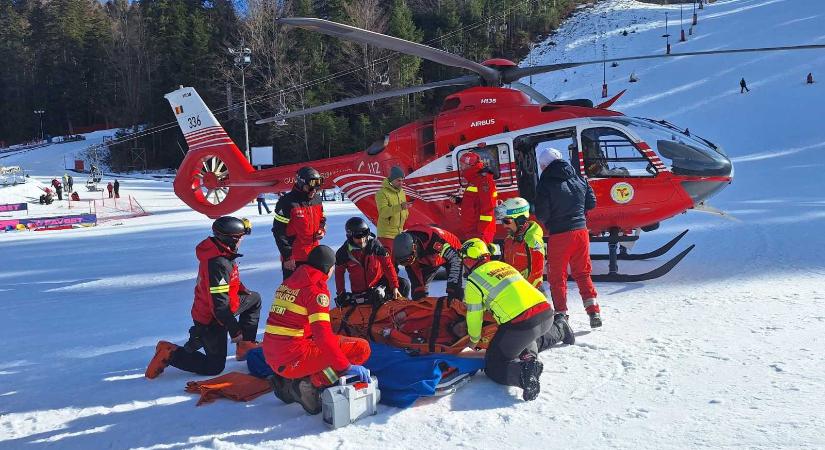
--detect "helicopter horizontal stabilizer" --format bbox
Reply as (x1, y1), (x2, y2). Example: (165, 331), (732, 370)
(596, 90), (627, 109)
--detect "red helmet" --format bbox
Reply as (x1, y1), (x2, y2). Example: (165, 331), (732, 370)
(459, 151), (481, 168)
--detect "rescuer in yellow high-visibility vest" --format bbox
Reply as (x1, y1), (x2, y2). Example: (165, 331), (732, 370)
(461, 238), (575, 401)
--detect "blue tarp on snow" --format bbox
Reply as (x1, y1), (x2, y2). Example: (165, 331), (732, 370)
(245, 344), (485, 408)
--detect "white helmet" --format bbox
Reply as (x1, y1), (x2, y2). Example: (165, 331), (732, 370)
(497, 197), (531, 220)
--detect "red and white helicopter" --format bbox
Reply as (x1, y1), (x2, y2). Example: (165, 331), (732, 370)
(166, 18), (824, 281)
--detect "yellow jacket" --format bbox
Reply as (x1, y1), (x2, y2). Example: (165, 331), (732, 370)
(464, 260), (548, 344)
(375, 178), (409, 239)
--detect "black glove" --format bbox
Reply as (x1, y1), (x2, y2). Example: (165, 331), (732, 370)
(445, 284), (464, 301)
(335, 292), (352, 307)
(368, 286), (387, 304)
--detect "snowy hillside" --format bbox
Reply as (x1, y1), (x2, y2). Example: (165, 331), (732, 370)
(2, 0), (825, 448)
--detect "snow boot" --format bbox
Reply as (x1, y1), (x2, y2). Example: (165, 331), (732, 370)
(289, 377), (322, 415)
(555, 313), (575, 345)
(589, 312), (603, 329)
(268, 374), (295, 404)
(145, 341), (178, 379)
(235, 340), (260, 362)
(519, 358), (544, 402)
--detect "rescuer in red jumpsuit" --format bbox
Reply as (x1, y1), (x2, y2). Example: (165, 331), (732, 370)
(272, 166), (327, 279)
(455, 151), (497, 244)
(263, 245), (372, 415)
(392, 224), (464, 302)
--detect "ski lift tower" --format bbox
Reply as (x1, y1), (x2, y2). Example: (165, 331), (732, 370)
(229, 44), (252, 162)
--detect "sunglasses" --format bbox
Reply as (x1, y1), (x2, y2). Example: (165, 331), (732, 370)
(501, 218), (514, 225)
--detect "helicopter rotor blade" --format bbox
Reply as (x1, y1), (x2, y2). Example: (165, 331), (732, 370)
(503, 44), (825, 83)
(278, 17), (500, 85)
(256, 75), (479, 124)
(508, 82), (551, 103)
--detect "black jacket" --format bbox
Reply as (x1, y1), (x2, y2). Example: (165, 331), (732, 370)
(535, 159), (596, 235)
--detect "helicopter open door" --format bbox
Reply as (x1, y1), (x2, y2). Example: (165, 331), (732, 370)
(512, 128), (578, 207)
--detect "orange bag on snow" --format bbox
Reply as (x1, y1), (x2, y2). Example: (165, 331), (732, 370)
(185, 372), (272, 406)
(330, 297), (498, 355)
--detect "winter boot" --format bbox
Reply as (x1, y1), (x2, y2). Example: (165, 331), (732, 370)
(289, 377), (322, 415)
(519, 358), (544, 402)
(554, 313), (576, 345)
(235, 341), (260, 361)
(268, 374), (295, 404)
(145, 341), (178, 379)
(589, 312), (603, 328)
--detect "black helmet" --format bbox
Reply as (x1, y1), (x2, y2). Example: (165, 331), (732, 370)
(296, 166), (323, 191)
(212, 216), (251, 248)
(307, 245), (336, 274)
(345, 217), (371, 241)
(393, 232), (417, 266)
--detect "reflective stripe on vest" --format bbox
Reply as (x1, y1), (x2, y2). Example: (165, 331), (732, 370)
(274, 299), (308, 315)
(309, 312), (330, 323)
(265, 324), (305, 337)
(479, 215), (493, 222)
(273, 213), (290, 224)
(465, 186), (478, 192)
(209, 285), (230, 294)
(467, 261), (547, 324)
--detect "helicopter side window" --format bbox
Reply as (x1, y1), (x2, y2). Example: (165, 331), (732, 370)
(456, 144), (504, 186)
(580, 127), (655, 178)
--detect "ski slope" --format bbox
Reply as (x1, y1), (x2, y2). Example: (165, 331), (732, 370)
(1, 0), (824, 448)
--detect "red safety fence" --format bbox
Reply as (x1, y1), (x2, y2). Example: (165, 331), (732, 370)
(68, 194), (148, 222)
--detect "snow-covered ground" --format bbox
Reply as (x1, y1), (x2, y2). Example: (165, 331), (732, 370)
(2, 0), (825, 448)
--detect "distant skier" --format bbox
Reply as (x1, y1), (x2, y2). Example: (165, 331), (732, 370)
(256, 193), (271, 215)
(113, 179), (120, 198)
(55, 182), (63, 201)
(807, 72), (814, 84)
(107, 182), (113, 198)
(740, 78), (750, 93)
(67, 174), (73, 193)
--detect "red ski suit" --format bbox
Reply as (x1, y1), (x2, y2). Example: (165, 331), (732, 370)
(460, 165), (497, 243)
(546, 229), (600, 314)
(263, 265), (370, 387)
(403, 225), (463, 300)
(334, 237), (399, 295)
(502, 221), (546, 288)
(191, 237), (247, 337)
(272, 188), (326, 263)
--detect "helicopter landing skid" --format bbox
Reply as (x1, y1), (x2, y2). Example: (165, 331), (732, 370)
(589, 228), (694, 282)
(590, 230), (689, 261)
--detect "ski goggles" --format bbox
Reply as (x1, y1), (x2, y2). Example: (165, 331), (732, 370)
(350, 230), (370, 239)
(501, 217), (515, 225)
(306, 177), (324, 188)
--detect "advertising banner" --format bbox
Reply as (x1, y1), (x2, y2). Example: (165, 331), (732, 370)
(0, 203), (27, 213)
(1, 213), (96, 231)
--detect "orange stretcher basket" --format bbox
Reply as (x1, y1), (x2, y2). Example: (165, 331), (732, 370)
(330, 297), (498, 355)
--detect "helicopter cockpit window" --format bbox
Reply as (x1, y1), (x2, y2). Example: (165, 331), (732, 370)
(579, 127), (654, 178)
(456, 144), (505, 186)
(591, 116), (732, 177)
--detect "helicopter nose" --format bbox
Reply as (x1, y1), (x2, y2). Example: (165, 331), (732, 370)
(679, 154), (734, 205)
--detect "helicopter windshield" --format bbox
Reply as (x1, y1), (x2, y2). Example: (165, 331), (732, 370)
(592, 117), (732, 177)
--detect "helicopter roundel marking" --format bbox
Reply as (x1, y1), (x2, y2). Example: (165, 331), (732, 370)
(610, 182), (634, 204)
